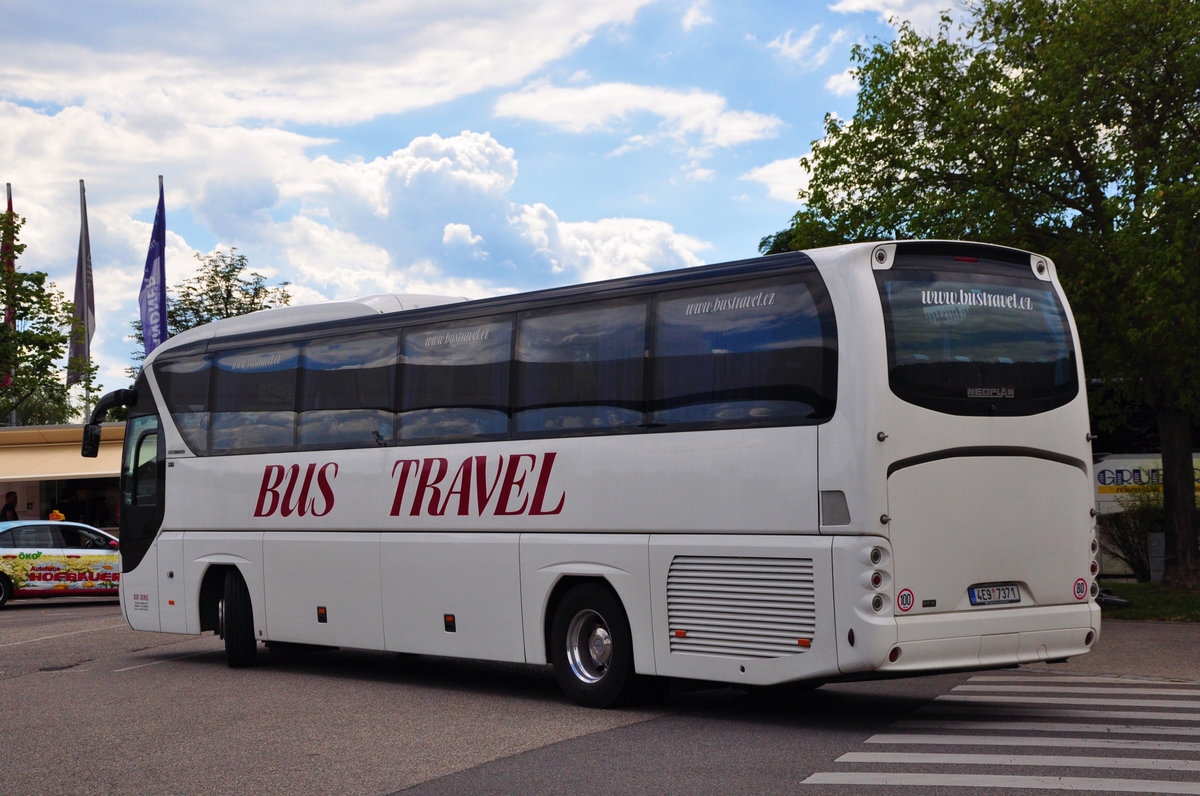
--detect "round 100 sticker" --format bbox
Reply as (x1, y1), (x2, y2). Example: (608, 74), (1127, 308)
(896, 588), (915, 612)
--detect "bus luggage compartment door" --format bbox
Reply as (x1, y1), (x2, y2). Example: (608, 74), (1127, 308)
(886, 455), (1093, 627)
(648, 535), (837, 687)
(156, 531), (187, 633)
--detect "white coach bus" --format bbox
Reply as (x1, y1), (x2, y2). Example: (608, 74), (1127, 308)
(84, 240), (1100, 707)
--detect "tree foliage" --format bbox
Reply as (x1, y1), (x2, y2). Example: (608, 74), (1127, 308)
(770, 0), (1200, 583)
(0, 209), (97, 424)
(130, 249), (291, 369)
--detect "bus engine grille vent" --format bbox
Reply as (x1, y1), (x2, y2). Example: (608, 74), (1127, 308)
(666, 555), (816, 658)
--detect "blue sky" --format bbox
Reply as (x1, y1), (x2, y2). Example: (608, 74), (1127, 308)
(0, 0), (949, 391)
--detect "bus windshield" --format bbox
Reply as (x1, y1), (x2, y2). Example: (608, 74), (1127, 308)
(877, 262), (1078, 416)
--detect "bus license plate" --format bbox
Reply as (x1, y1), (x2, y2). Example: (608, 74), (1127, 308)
(969, 583), (1021, 606)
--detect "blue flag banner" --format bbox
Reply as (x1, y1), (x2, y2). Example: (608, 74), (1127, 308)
(139, 175), (168, 356)
(67, 179), (94, 386)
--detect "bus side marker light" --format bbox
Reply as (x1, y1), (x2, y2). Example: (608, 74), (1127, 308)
(847, 629), (855, 647)
(168, 600), (175, 605)
(888, 647), (902, 663)
(444, 614), (456, 632)
(797, 639), (811, 648)
(317, 606), (328, 624)
(674, 630), (687, 638)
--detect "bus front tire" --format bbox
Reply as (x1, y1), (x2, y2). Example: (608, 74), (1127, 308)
(549, 583), (635, 708)
(221, 570), (258, 668)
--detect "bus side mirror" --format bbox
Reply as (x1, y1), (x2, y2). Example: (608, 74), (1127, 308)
(81, 388), (139, 458)
(82, 423), (103, 458)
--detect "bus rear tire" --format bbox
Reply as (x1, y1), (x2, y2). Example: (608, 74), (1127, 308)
(221, 569), (257, 668)
(549, 583), (635, 708)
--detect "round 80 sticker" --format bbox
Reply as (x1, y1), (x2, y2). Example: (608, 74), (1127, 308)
(896, 588), (915, 612)
(1073, 578), (1088, 600)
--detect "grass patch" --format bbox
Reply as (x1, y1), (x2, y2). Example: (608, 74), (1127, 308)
(1097, 581), (1200, 622)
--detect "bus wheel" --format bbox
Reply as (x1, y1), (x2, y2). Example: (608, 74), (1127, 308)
(550, 583), (634, 708)
(221, 569), (258, 668)
(0, 574), (11, 608)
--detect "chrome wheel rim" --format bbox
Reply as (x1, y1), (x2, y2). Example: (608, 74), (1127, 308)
(566, 609), (612, 684)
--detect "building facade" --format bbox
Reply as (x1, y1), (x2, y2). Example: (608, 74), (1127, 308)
(0, 423), (123, 532)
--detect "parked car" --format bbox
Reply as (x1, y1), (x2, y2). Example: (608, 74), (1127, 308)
(0, 520), (119, 608)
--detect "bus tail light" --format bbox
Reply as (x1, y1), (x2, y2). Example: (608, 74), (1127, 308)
(859, 542), (893, 616)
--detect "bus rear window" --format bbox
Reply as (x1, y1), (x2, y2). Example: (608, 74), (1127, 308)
(876, 266), (1078, 416)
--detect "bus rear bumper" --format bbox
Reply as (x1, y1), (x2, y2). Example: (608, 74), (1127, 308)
(878, 602), (1101, 673)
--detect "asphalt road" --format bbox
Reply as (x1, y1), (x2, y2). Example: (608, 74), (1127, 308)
(3, 598), (1199, 795)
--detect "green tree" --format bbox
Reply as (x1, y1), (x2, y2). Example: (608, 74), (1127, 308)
(758, 209), (849, 255)
(778, 0), (1200, 584)
(0, 209), (97, 424)
(130, 249), (291, 370)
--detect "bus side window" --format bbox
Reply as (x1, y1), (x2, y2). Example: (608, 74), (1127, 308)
(133, 430), (160, 505)
(514, 299), (647, 434)
(155, 354), (211, 456)
(210, 344), (299, 454)
(298, 332), (397, 449)
(122, 415), (162, 508)
(400, 316), (511, 442)
(650, 277), (835, 428)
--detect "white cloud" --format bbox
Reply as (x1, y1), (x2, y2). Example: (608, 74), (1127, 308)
(0, 1), (755, 389)
(767, 26), (852, 70)
(739, 157), (808, 202)
(4, 111), (708, 387)
(556, 217), (708, 283)
(682, 2), (714, 31)
(494, 82), (783, 154)
(829, 0), (956, 34)
(1, 1), (657, 126)
(443, 223), (484, 248)
(825, 69), (859, 96)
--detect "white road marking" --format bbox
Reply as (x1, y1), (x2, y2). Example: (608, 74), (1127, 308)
(938, 693), (1200, 709)
(866, 732), (1200, 752)
(802, 772), (1200, 793)
(919, 704), (1200, 722)
(114, 649), (216, 672)
(838, 751), (1200, 772)
(955, 684), (1200, 697)
(0, 622), (127, 648)
(895, 718), (1200, 736)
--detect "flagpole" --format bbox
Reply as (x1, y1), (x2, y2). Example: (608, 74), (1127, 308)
(68, 179), (95, 413)
(4, 183), (15, 426)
